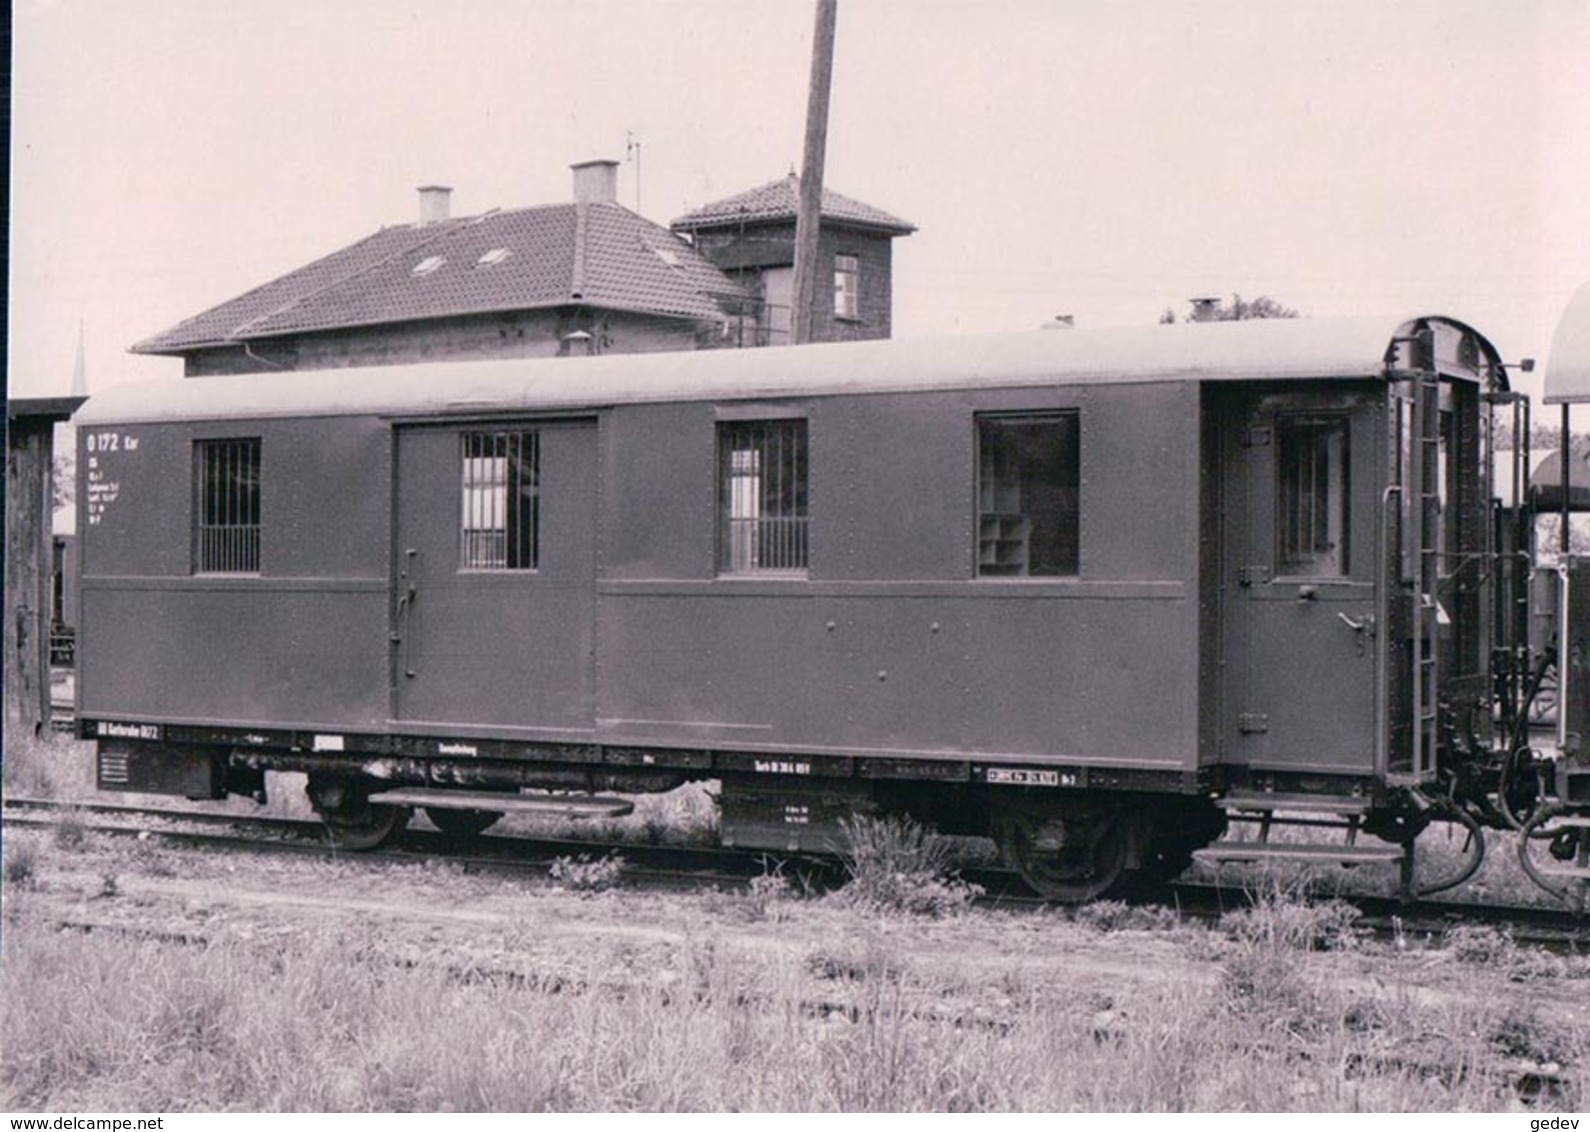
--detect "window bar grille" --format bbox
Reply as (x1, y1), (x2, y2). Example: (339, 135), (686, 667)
(461, 431), (538, 570)
(721, 421), (806, 572)
(198, 439), (260, 573)
(1280, 419), (1344, 572)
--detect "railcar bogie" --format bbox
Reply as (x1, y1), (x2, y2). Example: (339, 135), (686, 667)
(71, 308), (1590, 903)
(307, 774), (413, 851)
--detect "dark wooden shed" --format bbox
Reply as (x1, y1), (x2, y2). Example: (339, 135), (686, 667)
(7, 396), (85, 736)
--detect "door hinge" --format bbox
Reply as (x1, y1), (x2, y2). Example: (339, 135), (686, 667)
(1238, 712), (1270, 734)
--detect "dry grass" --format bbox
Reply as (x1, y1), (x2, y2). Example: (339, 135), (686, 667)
(3, 841), (40, 890)
(5, 729), (1584, 1109)
(2, 729), (94, 801)
(548, 852), (625, 892)
(2, 877), (1583, 1112)
(835, 816), (983, 917)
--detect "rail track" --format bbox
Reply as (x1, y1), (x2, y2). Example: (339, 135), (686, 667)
(5, 795), (1588, 947)
(0, 796), (786, 894)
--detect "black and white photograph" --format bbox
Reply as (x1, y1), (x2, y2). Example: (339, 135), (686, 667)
(5, 0), (1590, 1115)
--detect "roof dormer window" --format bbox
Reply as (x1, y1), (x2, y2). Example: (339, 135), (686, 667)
(411, 255), (446, 277)
(476, 248), (512, 267)
(643, 238), (683, 270)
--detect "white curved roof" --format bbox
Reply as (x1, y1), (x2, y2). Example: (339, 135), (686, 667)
(83, 315), (1495, 426)
(1545, 281), (1590, 405)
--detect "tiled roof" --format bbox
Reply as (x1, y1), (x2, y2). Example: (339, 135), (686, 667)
(670, 175), (915, 235)
(132, 203), (748, 355)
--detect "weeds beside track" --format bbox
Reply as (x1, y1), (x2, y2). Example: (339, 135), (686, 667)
(5, 813), (1587, 1112)
(5, 795), (1587, 944)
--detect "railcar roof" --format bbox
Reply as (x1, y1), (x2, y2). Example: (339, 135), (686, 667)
(1545, 281), (1590, 405)
(83, 315), (1496, 426)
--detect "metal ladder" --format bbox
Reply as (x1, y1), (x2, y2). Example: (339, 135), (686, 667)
(1405, 368), (1442, 782)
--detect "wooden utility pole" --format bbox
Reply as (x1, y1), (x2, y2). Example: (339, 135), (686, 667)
(791, 0), (837, 345)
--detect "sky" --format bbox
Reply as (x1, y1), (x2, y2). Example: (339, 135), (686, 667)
(9, 0), (1590, 404)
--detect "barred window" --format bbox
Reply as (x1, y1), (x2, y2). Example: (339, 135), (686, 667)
(461, 431), (539, 570)
(834, 254), (860, 320)
(1277, 415), (1348, 576)
(719, 420), (808, 574)
(195, 438), (261, 574)
(977, 413), (1079, 577)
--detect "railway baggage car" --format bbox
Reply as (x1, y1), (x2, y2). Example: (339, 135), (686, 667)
(73, 312), (1586, 900)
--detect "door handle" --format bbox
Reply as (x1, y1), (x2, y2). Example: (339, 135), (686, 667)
(1337, 612), (1375, 636)
(394, 548), (418, 678)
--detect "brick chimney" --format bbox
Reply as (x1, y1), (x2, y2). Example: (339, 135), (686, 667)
(571, 160), (619, 205)
(417, 185), (453, 225)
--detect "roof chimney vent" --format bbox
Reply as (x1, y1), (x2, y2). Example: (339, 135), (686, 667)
(1188, 297), (1222, 323)
(571, 160), (619, 206)
(418, 184), (453, 225)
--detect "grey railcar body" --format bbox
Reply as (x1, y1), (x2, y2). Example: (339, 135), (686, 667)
(79, 313), (1587, 899)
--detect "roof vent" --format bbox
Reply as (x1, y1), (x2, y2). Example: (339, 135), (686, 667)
(411, 255), (446, 276)
(417, 185), (453, 225)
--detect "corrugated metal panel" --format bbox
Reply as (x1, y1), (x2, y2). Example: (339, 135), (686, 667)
(83, 316), (1488, 427)
(1545, 281), (1590, 405)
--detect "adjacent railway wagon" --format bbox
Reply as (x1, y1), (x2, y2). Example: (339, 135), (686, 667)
(75, 311), (1590, 900)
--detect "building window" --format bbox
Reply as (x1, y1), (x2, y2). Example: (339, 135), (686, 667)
(461, 430), (539, 570)
(1277, 415), (1348, 576)
(977, 413), (1079, 577)
(719, 420), (808, 574)
(195, 438), (261, 574)
(834, 254), (860, 320)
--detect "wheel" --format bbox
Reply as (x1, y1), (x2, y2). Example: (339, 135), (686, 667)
(306, 774), (412, 850)
(323, 803), (412, 850)
(425, 806), (503, 839)
(998, 808), (1131, 903)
